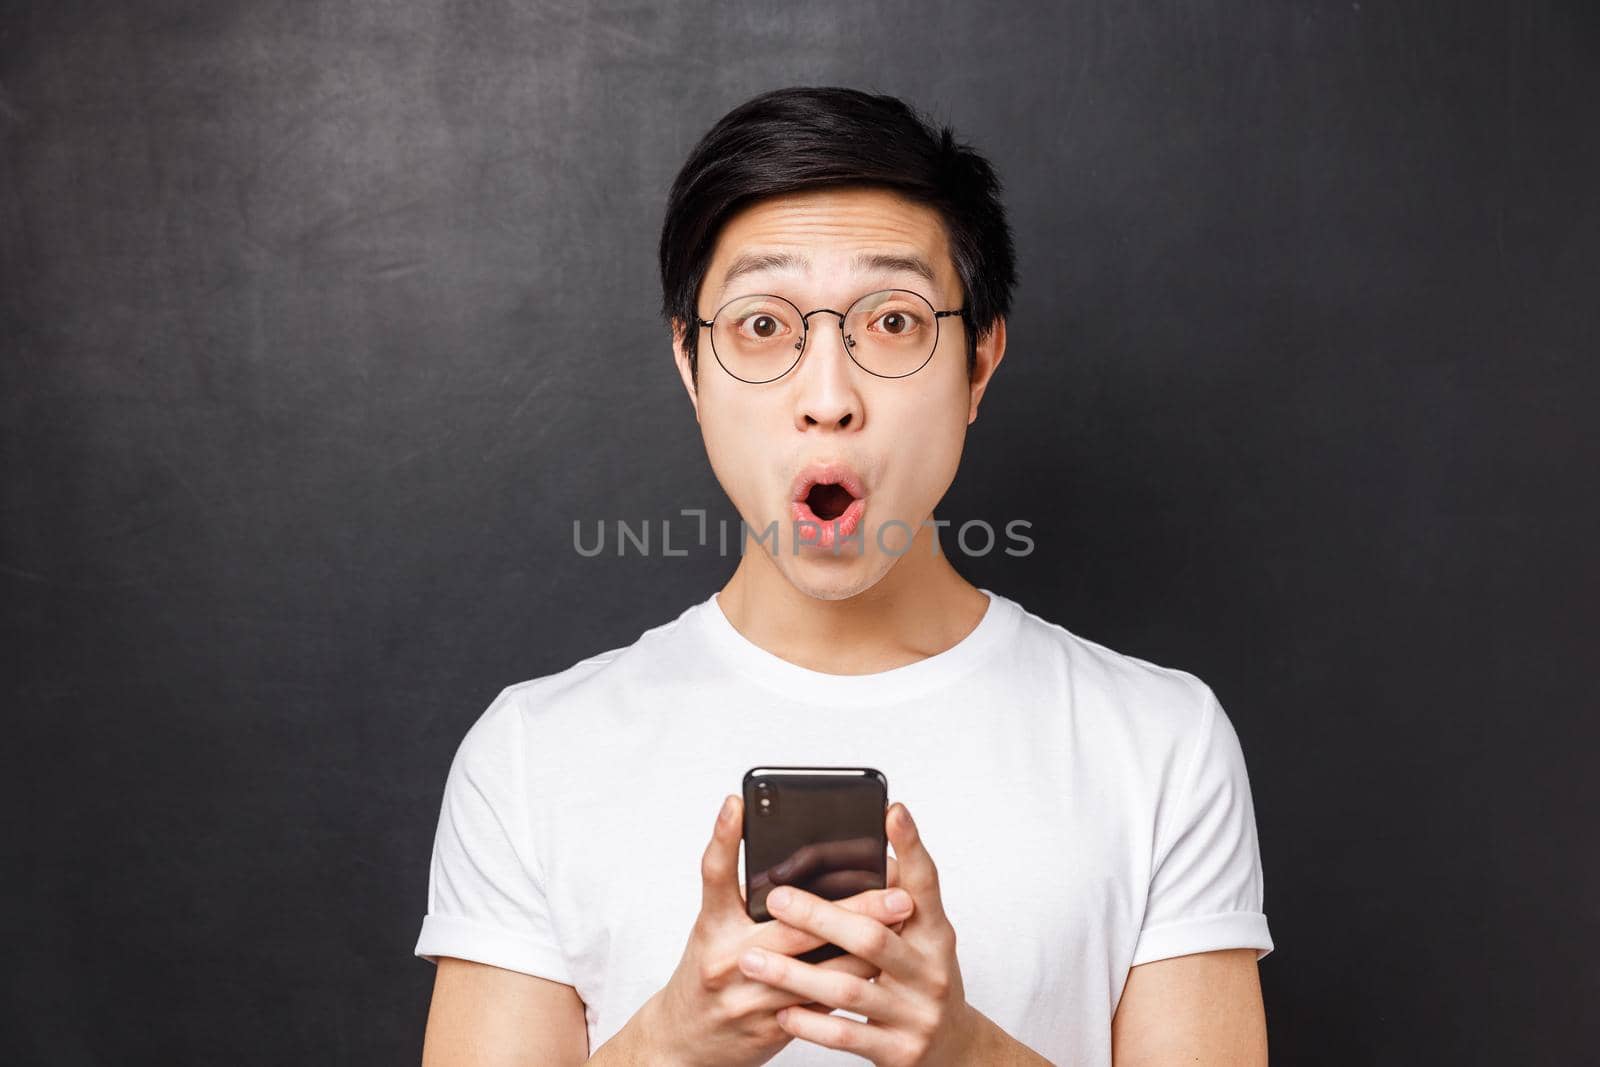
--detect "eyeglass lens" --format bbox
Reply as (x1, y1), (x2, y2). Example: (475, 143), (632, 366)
(710, 289), (941, 383)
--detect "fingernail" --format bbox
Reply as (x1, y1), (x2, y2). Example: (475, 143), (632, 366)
(769, 886), (793, 910)
(885, 889), (911, 913)
(740, 948), (765, 975)
(718, 796), (734, 824)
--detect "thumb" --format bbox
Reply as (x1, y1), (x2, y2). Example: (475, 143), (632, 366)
(886, 802), (947, 924)
(699, 794), (745, 920)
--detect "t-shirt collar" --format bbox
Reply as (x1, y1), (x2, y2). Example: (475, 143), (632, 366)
(693, 587), (1019, 708)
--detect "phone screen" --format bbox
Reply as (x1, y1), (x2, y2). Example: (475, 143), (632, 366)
(742, 766), (888, 964)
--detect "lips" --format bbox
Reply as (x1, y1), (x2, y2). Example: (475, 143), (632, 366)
(790, 462), (868, 551)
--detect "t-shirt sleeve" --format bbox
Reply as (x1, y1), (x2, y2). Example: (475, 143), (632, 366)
(1129, 686), (1275, 966)
(413, 687), (574, 985)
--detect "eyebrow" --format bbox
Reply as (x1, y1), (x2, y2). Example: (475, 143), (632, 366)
(715, 250), (940, 301)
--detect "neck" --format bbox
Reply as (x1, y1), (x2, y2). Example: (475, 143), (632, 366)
(714, 515), (990, 675)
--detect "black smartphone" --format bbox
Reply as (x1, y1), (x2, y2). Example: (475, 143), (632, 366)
(742, 766), (889, 964)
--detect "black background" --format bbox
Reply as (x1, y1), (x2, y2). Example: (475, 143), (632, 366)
(4, 2), (1596, 1063)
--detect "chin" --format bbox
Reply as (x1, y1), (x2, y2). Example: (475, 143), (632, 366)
(775, 554), (890, 603)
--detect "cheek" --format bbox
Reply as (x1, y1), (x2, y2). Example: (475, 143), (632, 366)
(697, 392), (771, 510)
(885, 381), (971, 509)
(903, 421), (967, 507)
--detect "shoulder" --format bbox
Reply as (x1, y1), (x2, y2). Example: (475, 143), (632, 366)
(1000, 591), (1221, 752)
(999, 593), (1259, 856)
(453, 597), (706, 751)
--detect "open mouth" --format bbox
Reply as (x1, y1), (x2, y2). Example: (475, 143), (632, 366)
(790, 463), (868, 551)
(805, 482), (857, 522)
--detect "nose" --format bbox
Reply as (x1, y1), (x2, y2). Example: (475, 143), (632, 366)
(793, 313), (863, 431)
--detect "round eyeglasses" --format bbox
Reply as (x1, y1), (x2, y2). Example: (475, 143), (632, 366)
(696, 289), (966, 384)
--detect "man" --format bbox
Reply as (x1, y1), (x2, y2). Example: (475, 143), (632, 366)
(416, 87), (1273, 1065)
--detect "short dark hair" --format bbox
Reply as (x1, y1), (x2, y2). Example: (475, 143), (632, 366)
(659, 86), (1017, 383)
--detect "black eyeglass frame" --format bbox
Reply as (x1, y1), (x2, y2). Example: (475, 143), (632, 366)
(695, 288), (967, 384)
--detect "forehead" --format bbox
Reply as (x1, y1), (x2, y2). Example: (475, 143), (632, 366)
(703, 186), (957, 305)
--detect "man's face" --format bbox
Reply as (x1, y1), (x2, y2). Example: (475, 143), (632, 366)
(672, 185), (1005, 602)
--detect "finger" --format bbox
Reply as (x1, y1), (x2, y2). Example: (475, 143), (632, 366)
(763, 886), (920, 976)
(740, 948), (918, 1029)
(699, 795), (745, 920)
(776, 1002), (898, 1060)
(751, 887), (913, 956)
(887, 854), (900, 888)
(885, 802), (947, 925)
(819, 950), (880, 981)
(745, 947), (882, 1013)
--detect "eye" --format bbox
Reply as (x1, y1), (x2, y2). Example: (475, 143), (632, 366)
(746, 314), (782, 339)
(879, 311), (911, 335)
(724, 299), (797, 344)
(869, 305), (928, 338)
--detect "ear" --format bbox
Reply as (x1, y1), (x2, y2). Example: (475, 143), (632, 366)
(967, 316), (1007, 425)
(671, 318), (701, 423)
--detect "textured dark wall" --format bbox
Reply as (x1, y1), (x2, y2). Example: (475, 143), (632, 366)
(3, 2), (1595, 1063)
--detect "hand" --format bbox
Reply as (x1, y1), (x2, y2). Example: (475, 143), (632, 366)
(736, 802), (979, 1066)
(639, 794), (914, 1067)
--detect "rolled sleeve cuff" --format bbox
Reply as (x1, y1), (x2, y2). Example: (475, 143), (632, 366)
(414, 913), (575, 986)
(1129, 910), (1274, 966)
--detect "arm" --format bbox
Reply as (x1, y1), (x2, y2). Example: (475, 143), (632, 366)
(1110, 948), (1268, 1066)
(417, 956), (713, 1067)
(421, 957), (589, 1066)
(1110, 687), (1274, 1065)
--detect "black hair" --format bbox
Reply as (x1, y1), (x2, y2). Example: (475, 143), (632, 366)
(658, 86), (1017, 383)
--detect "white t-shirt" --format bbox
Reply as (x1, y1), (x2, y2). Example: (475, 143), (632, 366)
(415, 587), (1273, 1065)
